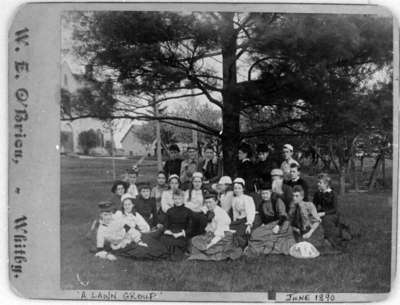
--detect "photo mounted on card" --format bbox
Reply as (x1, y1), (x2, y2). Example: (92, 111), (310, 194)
(8, 1), (398, 302)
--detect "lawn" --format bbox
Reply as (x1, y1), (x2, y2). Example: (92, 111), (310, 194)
(60, 156), (392, 293)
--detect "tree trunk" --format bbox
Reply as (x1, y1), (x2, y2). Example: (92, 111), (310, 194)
(154, 103), (163, 171)
(381, 152), (385, 188)
(339, 164), (346, 196)
(220, 13), (240, 177)
(368, 154), (382, 191)
(351, 157), (359, 192)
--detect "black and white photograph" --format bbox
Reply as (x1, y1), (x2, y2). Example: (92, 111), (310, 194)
(59, 6), (394, 295)
(6, 1), (399, 302)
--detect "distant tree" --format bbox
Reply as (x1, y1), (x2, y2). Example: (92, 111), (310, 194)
(78, 129), (98, 154)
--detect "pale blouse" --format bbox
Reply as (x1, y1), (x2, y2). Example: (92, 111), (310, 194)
(232, 194), (256, 226)
(160, 189), (175, 213)
(126, 183), (138, 198)
(205, 205), (231, 238)
(96, 216), (142, 249)
(184, 189), (205, 213)
(114, 210), (150, 233)
(219, 191), (234, 213)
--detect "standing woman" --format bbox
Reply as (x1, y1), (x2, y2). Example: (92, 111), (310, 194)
(184, 172), (209, 237)
(151, 171), (169, 213)
(230, 178), (256, 248)
(159, 174), (181, 225)
(237, 143), (255, 194)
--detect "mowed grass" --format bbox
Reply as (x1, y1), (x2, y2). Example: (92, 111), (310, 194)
(61, 156), (392, 293)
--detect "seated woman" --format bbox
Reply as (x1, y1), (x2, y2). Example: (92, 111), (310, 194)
(123, 167), (139, 199)
(213, 176), (234, 217)
(150, 171), (169, 212)
(159, 174), (181, 225)
(134, 184), (159, 229)
(110, 180), (129, 210)
(184, 172), (209, 237)
(245, 183), (296, 256)
(95, 200), (168, 261)
(160, 189), (192, 261)
(189, 191), (242, 261)
(289, 185), (324, 249)
(230, 178), (256, 248)
(313, 173), (352, 249)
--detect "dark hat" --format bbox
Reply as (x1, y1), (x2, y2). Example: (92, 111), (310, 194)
(111, 180), (129, 193)
(98, 201), (115, 213)
(169, 144), (180, 152)
(257, 143), (269, 153)
(238, 142), (252, 157)
(204, 189), (218, 200)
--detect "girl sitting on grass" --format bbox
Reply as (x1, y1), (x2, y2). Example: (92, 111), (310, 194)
(230, 178), (256, 248)
(159, 174), (181, 225)
(160, 189), (192, 261)
(184, 172), (209, 237)
(289, 185), (324, 249)
(97, 195), (168, 260)
(189, 190), (242, 261)
(313, 173), (352, 250)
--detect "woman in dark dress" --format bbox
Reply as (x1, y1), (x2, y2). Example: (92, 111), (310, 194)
(237, 142), (255, 194)
(160, 189), (192, 260)
(313, 173), (352, 249)
(134, 183), (159, 229)
(245, 184), (295, 256)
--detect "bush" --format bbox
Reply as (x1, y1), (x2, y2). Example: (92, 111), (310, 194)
(78, 129), (98, 155)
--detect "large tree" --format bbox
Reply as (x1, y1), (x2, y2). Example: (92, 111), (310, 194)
(64, 11), (392, 178)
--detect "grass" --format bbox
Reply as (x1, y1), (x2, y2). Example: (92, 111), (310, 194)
(61, 156), (392, 293)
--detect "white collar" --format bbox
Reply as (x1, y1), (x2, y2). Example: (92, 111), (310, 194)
(291, 177), (300, 182)
(242, 158), (250, 163)
(323, 188), (332, 193)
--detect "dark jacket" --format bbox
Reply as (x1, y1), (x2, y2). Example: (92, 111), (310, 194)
(285, 177), (309, 201)
(237, 159), (255, 193)
(134, 196), (158, 227)
(198, 158), (222, 183)
(254, 157), (279, 188)
(313, 190), (338, 216)
(163, 158), (183, 177)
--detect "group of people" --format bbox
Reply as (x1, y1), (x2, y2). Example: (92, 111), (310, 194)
(91, 142), (353, 262)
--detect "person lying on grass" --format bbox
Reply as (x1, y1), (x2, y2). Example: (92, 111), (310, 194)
(95, 201), (148, 261)
(86, 180), (128, 239)
(160, 189), (192, 260)
(289, 185), (324, 249)
(189, 190), (242, 261)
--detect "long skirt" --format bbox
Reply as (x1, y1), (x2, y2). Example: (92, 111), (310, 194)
(188, 231), (242, 261)
(159, 234), (189, 261)
(111, 235), (168, 260)
(230, 218), (249, 248)
(245, 221), (296, 256)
